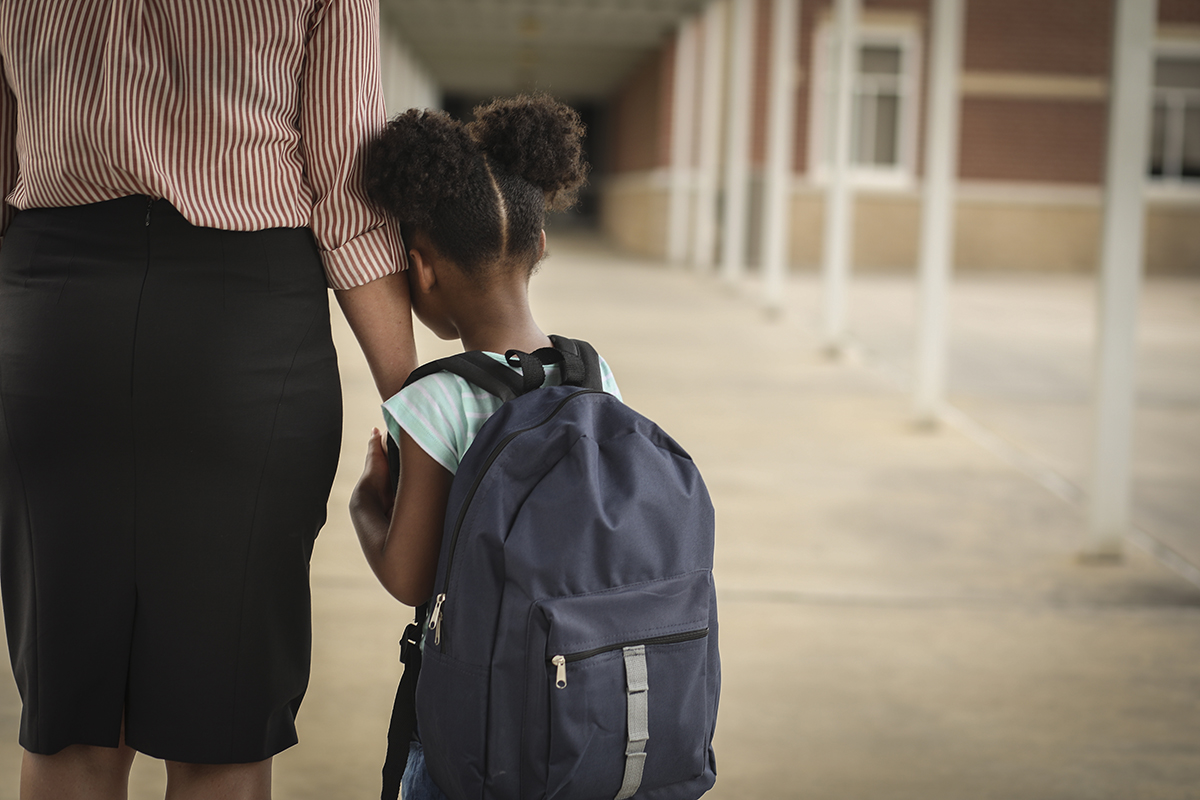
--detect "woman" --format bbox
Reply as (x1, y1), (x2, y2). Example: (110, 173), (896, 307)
(0, 2), (415, 798)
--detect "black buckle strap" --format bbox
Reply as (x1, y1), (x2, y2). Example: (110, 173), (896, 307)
(400, 336), (602, 401)
(381, 605), (427, 800)
(504, 350), (547, 393)
(398, 621), (423, 663)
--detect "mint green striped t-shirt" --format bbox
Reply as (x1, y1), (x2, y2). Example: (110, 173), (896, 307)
(382, 351), (622, 474)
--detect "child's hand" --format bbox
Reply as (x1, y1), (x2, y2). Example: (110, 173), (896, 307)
(350, 428), (394, 527)
(349, 425), (453, 605)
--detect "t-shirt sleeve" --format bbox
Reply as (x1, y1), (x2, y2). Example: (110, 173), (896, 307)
(598, 356), (622, 402)
(381, 374), (471, 474)
(382, 351), (622, 475)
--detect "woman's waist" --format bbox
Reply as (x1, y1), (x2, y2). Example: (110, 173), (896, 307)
(8, 167), (314, 235)
(4, 196), (327, 294)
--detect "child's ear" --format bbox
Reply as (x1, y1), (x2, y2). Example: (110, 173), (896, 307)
(407, 247), (438, 294)
(537, 229), (546, 260)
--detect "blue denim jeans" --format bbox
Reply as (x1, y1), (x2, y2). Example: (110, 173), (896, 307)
(402, 741), (450, 800)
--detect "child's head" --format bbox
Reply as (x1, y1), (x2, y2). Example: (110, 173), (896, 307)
(364, 94), (588, 281)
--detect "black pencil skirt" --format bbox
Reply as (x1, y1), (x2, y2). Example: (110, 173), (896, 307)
(0, 196), (343, 763)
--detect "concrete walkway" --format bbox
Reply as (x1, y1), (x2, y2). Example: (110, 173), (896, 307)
(1, 234), (1198, 799)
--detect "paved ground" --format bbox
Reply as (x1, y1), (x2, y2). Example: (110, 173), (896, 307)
(1, 233), (1198, 798)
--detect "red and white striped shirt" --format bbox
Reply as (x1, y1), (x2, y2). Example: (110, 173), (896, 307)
(0, 0), (403, 289)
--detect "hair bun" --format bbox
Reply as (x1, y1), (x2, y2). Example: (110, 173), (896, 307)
(363, 108), (481, 229)
(469, 94), (588, 211)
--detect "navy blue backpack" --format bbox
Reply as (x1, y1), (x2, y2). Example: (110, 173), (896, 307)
(382, 337), (719, 800)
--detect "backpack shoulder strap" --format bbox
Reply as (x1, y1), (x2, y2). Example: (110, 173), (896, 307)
(402, 351), (525, 401)
(401, 339), (601, 403)
(547, 335), (603, 390)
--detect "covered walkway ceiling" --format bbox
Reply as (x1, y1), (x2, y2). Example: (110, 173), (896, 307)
(380, 0), (707, 100)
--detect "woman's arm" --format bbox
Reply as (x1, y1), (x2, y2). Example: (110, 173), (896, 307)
(300, 0), (417, 396)
(336, 273), (418, 399)
(350, 428), (452, 606)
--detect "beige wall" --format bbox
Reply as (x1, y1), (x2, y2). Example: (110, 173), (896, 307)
(786, 190), (923, 270)
(1145, 200), (1200, 275)
(762, 184), (1107, 272)
(953, 191), (1199, 275)
(601, 175), (1200, 275)
(955, 195), (1099, 272)
(600, 172), (671, 259)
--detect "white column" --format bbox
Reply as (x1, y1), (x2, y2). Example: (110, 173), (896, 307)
(721, 0), (756, 283)
(820, 0), (860, 350)
(761, 0), (800, 309)
(667, 18), (700, 264)
(1087, 0), (1157, 558)
(691, 1), (728, 271)
(913, 0), (965, 425)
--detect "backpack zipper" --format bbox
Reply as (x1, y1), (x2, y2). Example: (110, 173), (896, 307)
(432, 388), (608, 652)
(549, 628), (709, 689)
(428, 592), (447, 646)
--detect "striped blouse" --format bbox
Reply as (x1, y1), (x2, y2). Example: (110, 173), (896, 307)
(0, 0), (403, 289)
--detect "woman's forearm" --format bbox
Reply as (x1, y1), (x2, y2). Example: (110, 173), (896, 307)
(335, 272), (418, 399)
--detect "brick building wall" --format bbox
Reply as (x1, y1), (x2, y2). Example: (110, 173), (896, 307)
(959, 99), (1108, 184)
(608, 50), (670, 173)
(750, 0), (773, 167)
(1160, 0), (1200, 26)
(964, 0), (1112, 74)
(958, 0), (1110, 185)
(602, 45), (675, 256)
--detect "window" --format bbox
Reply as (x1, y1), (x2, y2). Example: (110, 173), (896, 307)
(810, 24), (921, 188)
(1149, 50), (1200, 182)
(854, 45), (904, 167)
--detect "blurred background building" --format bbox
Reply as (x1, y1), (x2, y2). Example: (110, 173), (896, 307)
(376, 0), (1200, 275)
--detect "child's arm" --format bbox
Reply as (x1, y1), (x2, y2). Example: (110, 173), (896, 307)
(350, 428), (453, 606)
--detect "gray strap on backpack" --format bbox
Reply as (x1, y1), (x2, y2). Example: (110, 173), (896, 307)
(615, 645), (649, 800)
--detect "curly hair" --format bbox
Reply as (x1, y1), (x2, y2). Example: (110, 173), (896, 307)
(363, 94), (588, 277)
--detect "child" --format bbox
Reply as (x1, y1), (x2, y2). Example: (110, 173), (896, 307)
(348, 95), (621, 800)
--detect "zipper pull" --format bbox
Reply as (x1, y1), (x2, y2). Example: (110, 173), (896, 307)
(552, 655), (567, 688)
(145, 198), (153, 226)
(429, 593), (446, 646)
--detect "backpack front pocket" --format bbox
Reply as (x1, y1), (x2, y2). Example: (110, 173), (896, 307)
(531, 572), (714, 800)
